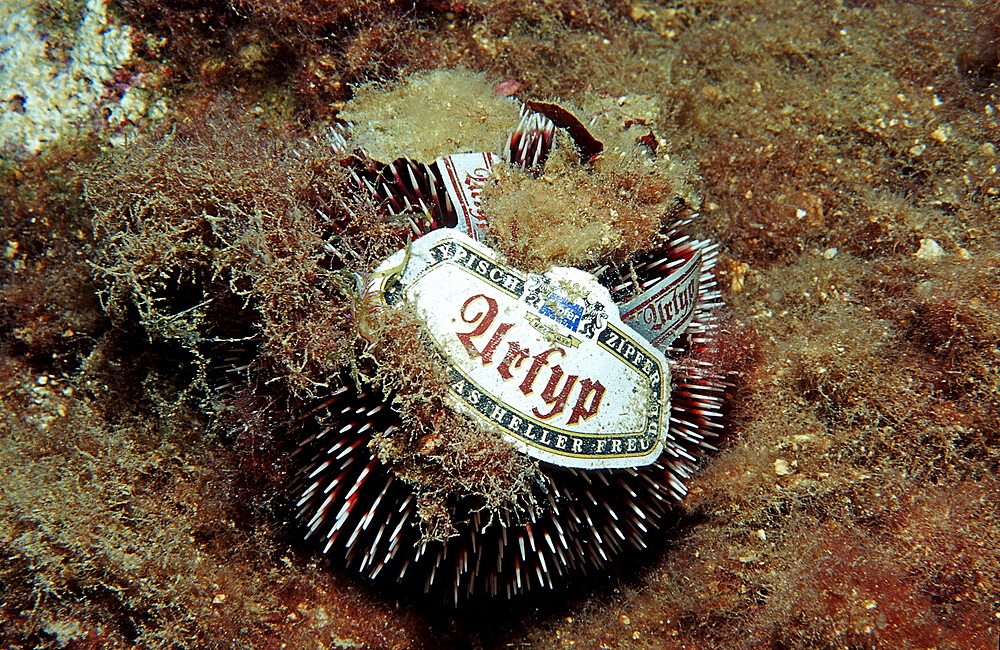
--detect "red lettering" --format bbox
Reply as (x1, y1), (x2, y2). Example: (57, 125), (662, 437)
(478, 323), (513, 364)
(567, 379), (605, 425)
(498, 342), (531, 379)
(456, 294), (497, 358)
(456, 293), (512, 364)
(532, 364), (578, 420)
(456, 297), (608, 428)
(519, 348), (562, 396)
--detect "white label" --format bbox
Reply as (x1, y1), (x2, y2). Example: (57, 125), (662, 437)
(435, 152), (496, 242)
(364, 229), (672, 469)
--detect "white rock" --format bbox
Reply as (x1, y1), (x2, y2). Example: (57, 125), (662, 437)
(0, 0), (139, 154)
(915, 238), (945, 261)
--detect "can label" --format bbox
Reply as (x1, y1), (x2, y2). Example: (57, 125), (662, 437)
(437, 152), (496, 243)
(365, 229), (672, 469)
(618, 254), (702, 350)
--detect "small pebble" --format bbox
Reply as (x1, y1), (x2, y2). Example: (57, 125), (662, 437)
(915, 238), (944, 261)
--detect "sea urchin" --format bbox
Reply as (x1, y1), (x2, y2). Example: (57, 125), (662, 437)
(283, 71), (725, 602)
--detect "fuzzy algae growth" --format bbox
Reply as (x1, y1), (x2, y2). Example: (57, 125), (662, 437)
(341, 69), (522, 162)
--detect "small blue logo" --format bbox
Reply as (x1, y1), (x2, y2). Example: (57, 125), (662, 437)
(539, 293), (584, 331)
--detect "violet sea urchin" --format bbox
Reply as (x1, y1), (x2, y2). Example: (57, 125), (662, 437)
(283, 72), (726, 602)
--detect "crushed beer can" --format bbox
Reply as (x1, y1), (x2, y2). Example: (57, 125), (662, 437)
(355, 107), (721, 472)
